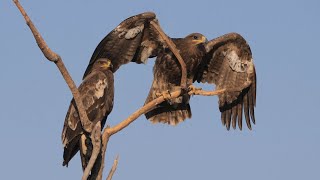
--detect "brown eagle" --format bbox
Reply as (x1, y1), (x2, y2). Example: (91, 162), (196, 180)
(62, 58), (114, 167)
(145, 32), (256, 130)
(62, 12), (160, 169)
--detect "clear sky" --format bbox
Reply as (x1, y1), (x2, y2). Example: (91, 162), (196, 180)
(1, 0), (319, 179)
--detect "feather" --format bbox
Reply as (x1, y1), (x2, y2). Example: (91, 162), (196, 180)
(197, 33), (256, 130)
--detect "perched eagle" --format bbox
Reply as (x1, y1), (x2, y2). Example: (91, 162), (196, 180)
(144, 33), (207, 125)
(61, 58), (114, 167)
(145, 32), (256, 130)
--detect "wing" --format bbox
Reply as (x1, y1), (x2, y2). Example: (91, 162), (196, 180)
(83, 12), (161, 78)
(144, 52), (192, 125)
(196, 33), (256, 130)
(61, 70), (114, 166)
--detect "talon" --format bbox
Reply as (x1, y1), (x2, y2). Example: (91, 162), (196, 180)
(188, 85), (202, 95)
(156, 90), (171, 101)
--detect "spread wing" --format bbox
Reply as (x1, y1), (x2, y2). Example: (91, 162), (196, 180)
(196, 33), (256, 130)
(61, 70), (114, 166)
(83, 12), (161, 78)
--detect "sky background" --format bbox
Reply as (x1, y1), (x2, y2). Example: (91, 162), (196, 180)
(1, 0), (319, 179)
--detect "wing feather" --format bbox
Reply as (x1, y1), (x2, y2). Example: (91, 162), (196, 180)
(196, 33), (256, 130)
(83, 12), (160, 78)
(61, 70), (114, 166)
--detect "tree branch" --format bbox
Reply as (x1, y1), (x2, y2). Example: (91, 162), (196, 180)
(150, 21), (187, 89)
(96, 87), (227, 178)
(106, 155), (119, 180)
(96, 126), (111, 180)
(82, 123), (102, 180)
(13, 0), (93, 132)
(189, 88), (226, 96)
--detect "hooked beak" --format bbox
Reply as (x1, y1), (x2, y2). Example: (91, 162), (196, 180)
(193, 36), (208, 44)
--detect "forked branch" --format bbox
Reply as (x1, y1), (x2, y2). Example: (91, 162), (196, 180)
(96, 87), (227, 179)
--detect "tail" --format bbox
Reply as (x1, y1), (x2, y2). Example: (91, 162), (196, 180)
(62, 135), (81, 167)
(79, 133), (103, 179)
(144, 79), (192, 125)
(145, 101), (192, 125)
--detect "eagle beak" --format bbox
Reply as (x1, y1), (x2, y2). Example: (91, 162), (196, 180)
(102, 61), (113, 70)
(193, 36), (207, 44)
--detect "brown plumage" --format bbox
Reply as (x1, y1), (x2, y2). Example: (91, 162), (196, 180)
(82, 12), (256, 130)
(145, 33), (207, 125)
(196, 33), (256, 130)
(144, 32), (256, 130)
(62, 58), (114, 167)
(83, 12), (161, 78)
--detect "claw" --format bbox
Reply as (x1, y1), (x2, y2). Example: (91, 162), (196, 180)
(156, 90), (172, 101)
(188, 85), (202, 95)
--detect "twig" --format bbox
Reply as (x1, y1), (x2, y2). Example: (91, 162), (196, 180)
(13, 0), (93, 132)
(82, 122), (102, 180)
(107, 89), (182, 136)
(96, 126), (111, 180)
(106, 155), (119, 180)
(189, 88), (226, 96)
(150, 21), (187, 89)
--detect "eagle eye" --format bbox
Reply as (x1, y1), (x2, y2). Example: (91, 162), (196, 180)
(193, 36), (198, 40)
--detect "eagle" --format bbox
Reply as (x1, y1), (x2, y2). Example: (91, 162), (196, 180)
(62, 12), (159, 169)
(145, 32), (256, 130)
(61, 58), (114, 167)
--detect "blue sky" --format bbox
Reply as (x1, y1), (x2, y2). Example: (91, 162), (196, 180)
(1, 0), (319, 179)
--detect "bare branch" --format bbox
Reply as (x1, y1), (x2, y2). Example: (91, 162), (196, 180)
(150, 21), (187, 89)
(96, 126), (111, 180)
(189, 88), (226, 96)
(82, 123), (102, 180)
(107, 89), (182, 136)
(106, 155), (119, 180)
(13, 0), (93, 132)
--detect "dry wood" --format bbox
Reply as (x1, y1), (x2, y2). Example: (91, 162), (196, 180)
(13, 0), (93, 133)
(189, 88), (226, 96)
(106, 155), (119, 180)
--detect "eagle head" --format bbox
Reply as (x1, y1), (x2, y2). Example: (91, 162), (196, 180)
(93, 58), (113, 71)
(185, 33), (207, 45)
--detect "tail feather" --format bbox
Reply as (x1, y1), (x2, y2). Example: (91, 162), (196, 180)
(62, 135), (81, 167)
(145, 102), (191, 125)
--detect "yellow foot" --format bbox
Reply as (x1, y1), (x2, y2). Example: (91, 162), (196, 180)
(188, 85), (202, 95)
(156, 90), (172, 101)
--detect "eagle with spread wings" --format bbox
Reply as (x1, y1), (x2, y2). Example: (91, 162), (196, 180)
(84, 12), (256, 130)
